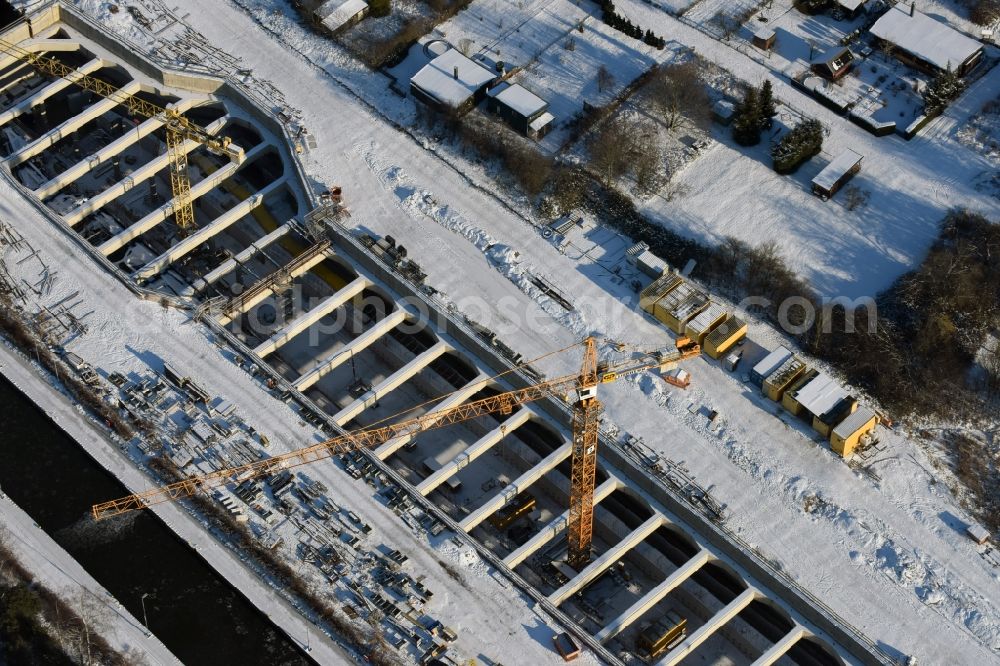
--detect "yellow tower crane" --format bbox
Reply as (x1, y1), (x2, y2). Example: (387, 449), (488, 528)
(0, 37), (241, 233)
(91, 337), (700, 569)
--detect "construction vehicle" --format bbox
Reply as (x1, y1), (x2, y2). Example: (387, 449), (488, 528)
(0, 37), (242, 235)
(638, 610), (687, 659)
(91, 336), (700, 569)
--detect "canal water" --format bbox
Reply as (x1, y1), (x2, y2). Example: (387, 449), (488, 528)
(0, 376), (310, 666)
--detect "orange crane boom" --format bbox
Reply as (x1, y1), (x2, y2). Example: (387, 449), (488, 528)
(92, 337), (700, 567)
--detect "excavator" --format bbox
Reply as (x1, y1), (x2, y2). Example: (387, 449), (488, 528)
(92, 335), (699, 568)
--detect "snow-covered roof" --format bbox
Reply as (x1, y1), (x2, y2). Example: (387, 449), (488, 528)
(315, 0), (367, 31)
(488, 82), (547, 118)
(754, 26), (775, 40)
(833, 405), (877, 438)
(529, 111), (555, 132)
(812, 149), (863, 191)
(686, 302), (727, 335)
(869, 6), (983, 71)
(793, 373), (849, 417)
(752, 346), (792, 380)
(411, 49), (496, 107)
(836, 0), (866, 11)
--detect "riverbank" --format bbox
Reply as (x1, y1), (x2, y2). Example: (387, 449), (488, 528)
(0, 340), (347, 665)
(0, 491), (179, 665)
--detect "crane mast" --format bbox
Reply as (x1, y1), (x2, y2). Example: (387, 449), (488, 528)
(0, 38), (239, 234)
(92, 337), (699, 569)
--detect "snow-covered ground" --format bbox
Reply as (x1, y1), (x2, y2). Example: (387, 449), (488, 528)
(4, 0), (1000, 663)
(0, 170), (590, 664)
(0, 472), (179, 666)
(110, 1), (1000, 662)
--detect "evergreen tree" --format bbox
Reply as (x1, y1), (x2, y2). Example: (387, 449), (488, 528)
(732, 86), (762, 146)
(758, 79), (776, 129)
(922, 65), (966, 116)
(771, 118), (823, 174)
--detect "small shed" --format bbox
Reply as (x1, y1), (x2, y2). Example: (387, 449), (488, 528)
(835, 0), (868, 19)
(685, 302), (728, 346)
(812, 149), (863, 199)
(314, 0), (369, 34)
(830, 405), (878, 457)
(751, 346), (792, 387)
(753, 27), (776, 51)
(713, 99), (737, 126)
(411, 49), (497, 111)
(812, 46), (854, 80)
(763, 356), (807, 402)
(635, 250), (667, 278)
(487, 82), (553, 138)
(704, 315), (747, 359)
(966, 523), (991, 545)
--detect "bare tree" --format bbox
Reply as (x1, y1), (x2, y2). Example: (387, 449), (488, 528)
(596, 65), (615, 93)
(589, 116), (637, 185)
(646, 61), (711, 132)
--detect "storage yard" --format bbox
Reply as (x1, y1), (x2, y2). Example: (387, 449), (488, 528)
(0, 1), (997, 666)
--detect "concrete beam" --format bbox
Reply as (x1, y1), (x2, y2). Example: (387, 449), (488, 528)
(295, 308), (410, 393)
(372, 372), (490, 460)
(330, 341), (450, 426)
(0, 38), (80, 71)
(255, 275), (369, 358)
(460, 442), (574, 532)
(97, 159), (241, 255)
(215, 249), (329, 327)
(133, 178), (287, 280)
(751, 625), (808, 666)
(658, 587), (758, 666)
(595, 549), (711, 643)
(191, 222), (293, 294)
(35, 98), (198, 199)
(417, 408), (532, 496)
(7, 81), (143, 167)
(63, 114), (230, 227)
(0, 58), (104, 128)
(549, 514), (667, 606)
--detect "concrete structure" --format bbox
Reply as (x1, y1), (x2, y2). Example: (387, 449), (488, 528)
(830, 405), (878, 457)
(813, 149), (862, 199)
(869, 5), (984, 75)
(410, 49), (496, 111)
(254, 275), (369, 357)
(548, 514), (666, 606)
(703, 315), (746, 359)
(595, 549), (711, 643)
(657, 588), (759, 666)
(296, 308), (411, 392)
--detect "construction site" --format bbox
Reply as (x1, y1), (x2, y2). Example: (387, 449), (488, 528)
(0, 2), (981, 666)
